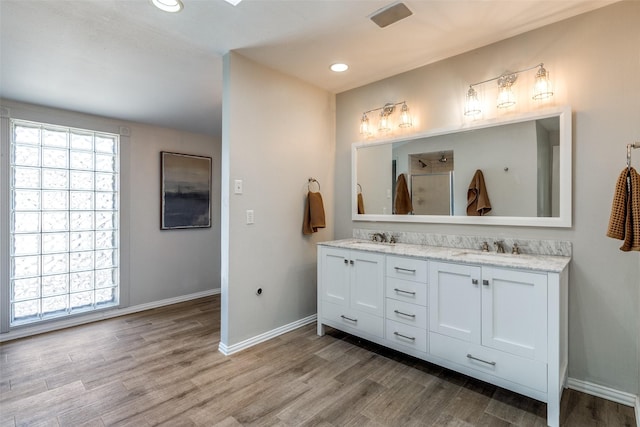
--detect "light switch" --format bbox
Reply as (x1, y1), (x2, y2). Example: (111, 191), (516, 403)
(246, 209), (254, 224)
(234, 179), (243, 194)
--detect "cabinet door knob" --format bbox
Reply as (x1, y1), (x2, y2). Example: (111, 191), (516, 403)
(472, 279), (478, 285)
(350, 260), (354, 265)
(482, 279), (489, 286)
(344, 259), (348, 264)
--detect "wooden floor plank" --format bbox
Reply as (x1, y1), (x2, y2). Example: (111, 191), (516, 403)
(0, 295), (635, 427)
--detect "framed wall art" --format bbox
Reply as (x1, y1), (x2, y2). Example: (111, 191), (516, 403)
(160, 151), (212, 230)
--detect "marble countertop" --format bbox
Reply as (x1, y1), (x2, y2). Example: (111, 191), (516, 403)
(319, 239), (571, 273)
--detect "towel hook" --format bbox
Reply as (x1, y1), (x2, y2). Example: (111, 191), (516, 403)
(308, 178), (321, 192)
(627, 142), (640, 169)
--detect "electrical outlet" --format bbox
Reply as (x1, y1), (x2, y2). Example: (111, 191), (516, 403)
(246, 209), (254, 224)
(234, 179), (243, 194)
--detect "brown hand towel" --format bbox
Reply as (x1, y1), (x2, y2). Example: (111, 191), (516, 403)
(607, 167), (640, 251)
(467, 169), (492, 216)
(357, 192), (365, 214)
(303, 191), (326, 235)
(394, 173), (412, 214)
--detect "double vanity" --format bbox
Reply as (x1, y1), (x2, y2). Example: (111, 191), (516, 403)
(317, 238), (570, 427)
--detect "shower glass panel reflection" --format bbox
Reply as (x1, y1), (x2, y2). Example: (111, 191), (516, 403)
(411, 172), (453, 215)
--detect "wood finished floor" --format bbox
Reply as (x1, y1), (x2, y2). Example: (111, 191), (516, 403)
(0, 296), (636, 427)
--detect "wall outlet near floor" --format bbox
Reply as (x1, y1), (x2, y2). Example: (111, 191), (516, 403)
(246, 209), (254, 224)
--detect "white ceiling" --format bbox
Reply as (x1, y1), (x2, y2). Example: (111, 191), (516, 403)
(0, 0), (618, 137)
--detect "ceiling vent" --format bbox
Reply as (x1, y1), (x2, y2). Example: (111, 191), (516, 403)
(369, 2), (413, 28)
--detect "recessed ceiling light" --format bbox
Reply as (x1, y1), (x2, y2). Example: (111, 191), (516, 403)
(330, 63), (349, 73)
(224, 0), (243, 5)
(151, 0), (183, 13)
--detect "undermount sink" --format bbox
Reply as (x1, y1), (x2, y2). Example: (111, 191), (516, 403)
(449, 250), (535, 267)
(347, 241), (395, 250)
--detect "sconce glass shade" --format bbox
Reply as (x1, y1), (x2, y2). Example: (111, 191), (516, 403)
(359, 113), (371, 136)
(497, 85), (515, 108)
(464, 87), (481, 116)
(533, 65), (554, 100)
(398, 102), (412, 128)
(378, 111), (392, 133)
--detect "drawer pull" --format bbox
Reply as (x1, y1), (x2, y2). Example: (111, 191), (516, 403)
(393, 309), (416, 318)
(466, 353), (496, 366)
(472, 279), (478, 285)
(393, 288), (416, 296)
(340, 315), (358, 323)
(483, 279), (489, 286)
(394, 267), (416, 274)
(393, 332), (416, 341)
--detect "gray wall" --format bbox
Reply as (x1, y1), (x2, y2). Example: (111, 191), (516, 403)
(335, 2), (640, 395)
(220, 52), (335, 346)
(0, 99), (221, 332)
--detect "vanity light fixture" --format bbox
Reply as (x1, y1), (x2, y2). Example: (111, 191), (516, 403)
(359, 101), (412, 137)
(151, 0), (183, 12)
(464, 63), (554, 116)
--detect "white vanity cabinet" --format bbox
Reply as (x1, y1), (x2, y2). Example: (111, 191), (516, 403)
(429, 262), (548, 359)
(428, 260), (566, 427)
(317, 246), (385, 340)
(317, 241), (568, 427)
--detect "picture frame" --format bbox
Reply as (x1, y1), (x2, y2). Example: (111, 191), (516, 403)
(160, 151), (212, 230)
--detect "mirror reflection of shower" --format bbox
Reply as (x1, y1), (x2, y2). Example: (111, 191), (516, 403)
(410, 151), (454, 215)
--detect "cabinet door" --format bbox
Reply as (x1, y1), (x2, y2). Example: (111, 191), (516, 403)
(350, 250), (385, 317)
(429, 261), (481, 344)
(320, 247), (350, 306)
(481, 267), (548, 361)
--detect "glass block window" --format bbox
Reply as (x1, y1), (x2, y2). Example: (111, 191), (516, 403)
(9, 119), (119, 326)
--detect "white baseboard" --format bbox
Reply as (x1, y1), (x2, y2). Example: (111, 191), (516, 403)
(567, 377), (638, 408)
(635, 396), (639, 427)
(0, 288), (221, 342)
(218, 314), (317, 356)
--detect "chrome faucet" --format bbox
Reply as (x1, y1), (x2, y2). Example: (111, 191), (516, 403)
(371, 232), (387, 243)
(494, 241), (506, 253)
(481, 241), (490, 252)
(512, 243), (521, 255)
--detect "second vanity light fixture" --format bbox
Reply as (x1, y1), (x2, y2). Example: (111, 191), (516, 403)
(360, 101), (412, 137)
(465, 63), (554, 116)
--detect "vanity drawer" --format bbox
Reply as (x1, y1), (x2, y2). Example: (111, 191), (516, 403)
(386, 277), (427, 306)
(386, 256), (428, 283)
(385, 319), (427, 353)
(385, 298), (427, 329)
(429, 332), (547, 393)
(321, 301), (383, 339)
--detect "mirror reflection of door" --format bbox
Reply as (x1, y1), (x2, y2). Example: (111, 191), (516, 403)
(411, 173), (453, 215)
